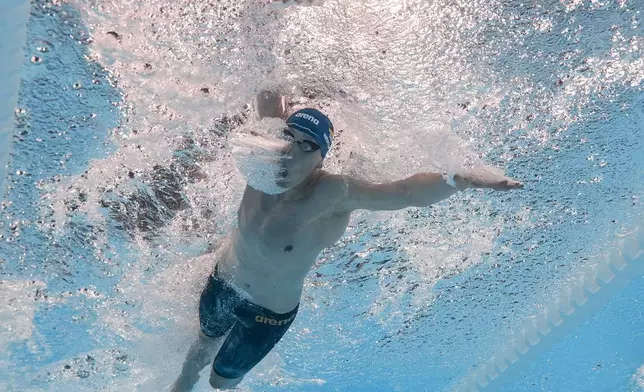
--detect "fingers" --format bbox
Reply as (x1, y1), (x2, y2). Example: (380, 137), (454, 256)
(507, 179), (524, 189)
(495, 178), (524, 190)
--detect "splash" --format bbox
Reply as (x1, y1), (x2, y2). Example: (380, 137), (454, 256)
(231, 117), (293, 195)
(0, 280), (47, 357)
(59, 0), (507, 284)
(631, 365), (644, 391)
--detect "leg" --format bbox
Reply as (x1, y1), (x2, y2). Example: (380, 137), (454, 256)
(257, 89), (287, 120)
(171, 331), (222, 392)
(208, 303), (299, 390)
(172, 273), (240, 391)
(209, 368), (244, 390)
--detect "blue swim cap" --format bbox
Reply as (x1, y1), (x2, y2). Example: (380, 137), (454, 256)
(286, 108), (334, 157)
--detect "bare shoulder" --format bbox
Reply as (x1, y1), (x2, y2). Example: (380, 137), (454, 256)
(311, 172), (351, 211)
(314, 171), (348, 193)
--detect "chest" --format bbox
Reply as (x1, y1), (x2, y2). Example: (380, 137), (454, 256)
(238, 190), (350, 251)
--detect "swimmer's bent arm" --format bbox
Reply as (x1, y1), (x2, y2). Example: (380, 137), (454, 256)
(257, 90), (287, 120)
(327, 171), (523, 212)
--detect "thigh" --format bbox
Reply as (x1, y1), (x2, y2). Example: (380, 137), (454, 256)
(212, 303), (299, 379)
(198, 274), (241, 338)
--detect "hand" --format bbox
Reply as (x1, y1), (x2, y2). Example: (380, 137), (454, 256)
(453, 166), (524, 191)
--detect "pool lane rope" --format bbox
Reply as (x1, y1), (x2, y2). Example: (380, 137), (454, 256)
(0, 0), (31, 202)
(452, 222), (644, 392)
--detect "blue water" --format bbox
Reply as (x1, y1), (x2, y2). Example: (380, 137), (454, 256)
(1, 1), (643, 391)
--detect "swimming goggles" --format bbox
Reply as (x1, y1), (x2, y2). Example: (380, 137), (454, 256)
(281, 128), (320, 153)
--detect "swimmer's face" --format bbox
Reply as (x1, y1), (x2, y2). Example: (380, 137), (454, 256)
(276, 127), (323, 188)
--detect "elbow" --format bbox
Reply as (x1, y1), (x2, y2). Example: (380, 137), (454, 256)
(413, 188), (459, 208)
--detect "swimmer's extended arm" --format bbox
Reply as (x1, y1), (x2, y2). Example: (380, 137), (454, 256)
(335, 173), (458, 211)
(329, 170), (523, 212)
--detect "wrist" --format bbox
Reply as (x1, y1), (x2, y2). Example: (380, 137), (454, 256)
(443, 173), (459, 189)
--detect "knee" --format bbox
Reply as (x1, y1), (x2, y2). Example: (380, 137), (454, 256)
(209, 368), (244, 390)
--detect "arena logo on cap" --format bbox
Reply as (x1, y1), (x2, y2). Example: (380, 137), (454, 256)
(294, 112), (320, 125)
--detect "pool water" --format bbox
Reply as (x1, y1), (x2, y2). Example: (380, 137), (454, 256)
(0, 0), (642, 391)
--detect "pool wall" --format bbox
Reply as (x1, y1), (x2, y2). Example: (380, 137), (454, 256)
(0, 0), (31, 201)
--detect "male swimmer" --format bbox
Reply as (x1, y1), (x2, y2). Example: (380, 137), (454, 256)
(171, 91), (523, 391)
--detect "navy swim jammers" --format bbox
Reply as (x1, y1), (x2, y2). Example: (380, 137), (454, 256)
(198, 267), (298, 380)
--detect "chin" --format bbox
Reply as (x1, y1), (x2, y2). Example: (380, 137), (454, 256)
(249, 184), (290, 195)
(246, 179), (293, 195)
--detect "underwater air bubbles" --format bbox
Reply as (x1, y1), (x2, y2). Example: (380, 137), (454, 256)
(231, 117), (292, 195)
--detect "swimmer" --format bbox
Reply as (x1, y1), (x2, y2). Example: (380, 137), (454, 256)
(170, 90), (523, 391)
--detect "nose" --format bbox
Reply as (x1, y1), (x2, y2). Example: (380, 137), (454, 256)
(278, 167), (289, 178)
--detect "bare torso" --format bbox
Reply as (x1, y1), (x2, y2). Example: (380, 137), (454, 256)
(215, 171), (350, 313)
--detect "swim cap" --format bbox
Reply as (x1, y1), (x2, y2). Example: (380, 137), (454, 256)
(286, 108), (334, 157)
